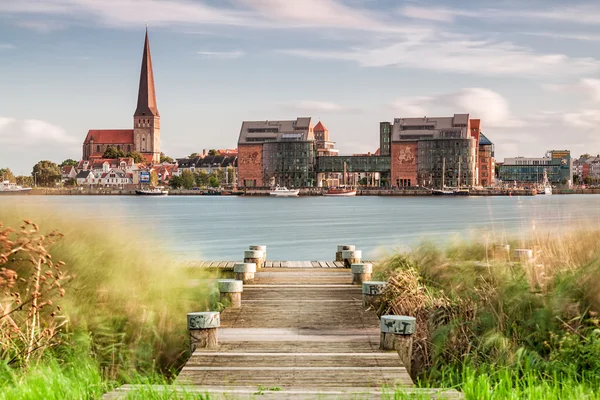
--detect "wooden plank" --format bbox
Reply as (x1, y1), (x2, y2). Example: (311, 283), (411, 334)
(265, 261), (273, 268)
(326, 262), (337, 268)
(318, 261), (329, 268)
(311, 261), (320, 268)
(333, 261), (344, 268)
(225, 262), (235, 268)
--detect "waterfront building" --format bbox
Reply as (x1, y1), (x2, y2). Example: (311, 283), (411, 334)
(237, 118), (317, 187)
(573, 156), (600, 184)
(478, 133), (495, 187)
(99, 169), (133, 187)
(176, 155), (238, 185)
(387, 114), (478, 188)
(60, 166), (77, 183)
(75, 170), (97, 186)
(498, 150), (572, 186)
(379, 122), (392, 157)
(82, 28), (161, 164)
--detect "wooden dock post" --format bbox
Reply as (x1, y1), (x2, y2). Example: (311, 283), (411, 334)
(187, 311), (220, 352)
(351, 263), (372, 285)
(380, 315), (416, 375)
(244, 250), (265, 268)
(342, 249), (362, 268)
(249, 245), (267, 266)
(218, 279), (243, 308)
(336, 245), (355, 262)
(513, 248), (533, 262)
(362, 281), (387, 308)
(234, 262), (256, 283)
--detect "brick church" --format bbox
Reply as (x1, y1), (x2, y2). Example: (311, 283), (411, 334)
(82, 28), (161, 164)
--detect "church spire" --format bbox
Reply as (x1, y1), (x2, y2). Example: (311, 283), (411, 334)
(134, 27), (159, 117)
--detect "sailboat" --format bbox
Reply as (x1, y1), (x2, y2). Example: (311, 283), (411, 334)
(431, 157), (469, 196)
(537, 170), (552, 195)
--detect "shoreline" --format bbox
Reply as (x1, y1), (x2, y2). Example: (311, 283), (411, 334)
(3, 188), (596, 196)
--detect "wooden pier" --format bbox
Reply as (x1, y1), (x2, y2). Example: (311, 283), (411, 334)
(105, 262), (461, 399)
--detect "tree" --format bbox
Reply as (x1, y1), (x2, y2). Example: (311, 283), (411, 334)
(226, 166), (235, 185)
(561, 178), (568, 186)
(150, 171), (159, 186)
(160, 152), (174, 163)
(16, 175), (33, 187)
(585, 176), (593, 185)
(208, 149), (219, 156)
(195, 171), (209, 188)
(209, 175), (220, 188)
(59, 159), (78, 168)
(0, 168), (15, 183)
(216, 168), (226, 184)
(103, 146), (126, 159)
(581, 153), (592, 159)
(181, 170), (195, 189)
(189, 153), (199, 158)
(32, 160), (61, 187)
(169, 175), (182, 189)
(573, 174), (580, 185)
(126, 151), (145, 163)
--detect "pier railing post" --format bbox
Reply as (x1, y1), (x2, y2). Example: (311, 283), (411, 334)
(249, 245), (267, 266)
(342, 249), (362, 268)
(362, 281), (387, 308)
(218, 279), (243, 308)
(351, 263), (372, 285)
(187, 311), (220, 352)
(380, 315), (416, 375)
(244, 250), (265, 268)
(336, 245), (355, 262)
(493, 244), (510, 260)
(234, 262), (256, 283)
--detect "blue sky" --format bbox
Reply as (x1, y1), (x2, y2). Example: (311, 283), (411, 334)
(1, 0), (600, 175)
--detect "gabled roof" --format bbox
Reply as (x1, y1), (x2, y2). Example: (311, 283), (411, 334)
(84, 130), (134, 144)
(61, 166), (75, 174)
(76, 171), (92, 179)
(313, 121), (327, 132)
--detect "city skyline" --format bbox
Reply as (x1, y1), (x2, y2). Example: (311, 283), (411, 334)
(2, 0), (600, 174)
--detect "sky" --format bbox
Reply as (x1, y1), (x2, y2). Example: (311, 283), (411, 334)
(1, 0), (600, 175)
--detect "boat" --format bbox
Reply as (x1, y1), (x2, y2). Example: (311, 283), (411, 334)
(0, 180), (32, 194)
(269, 186), (299, 197)
(537, 170), (553, 195)
(323, 186), (357, 196)
(431, 189), (456, 196)
(136, 187), (168, 196)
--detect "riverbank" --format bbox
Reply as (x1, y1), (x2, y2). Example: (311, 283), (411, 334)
(12, 187), (580, 196)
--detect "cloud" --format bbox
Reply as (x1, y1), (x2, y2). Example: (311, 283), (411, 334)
(562, 110), (600, 129)
(0, 117), (78, 146)
(197, 50), (245, 59)
(282, 38), (599, 77)
(398, 6), (477, 22)
(542, 78), (600, 103)
(390, 88), (523, 129)
(0, 44), (15, 50)
(280, 101), (362, 114)
(520, 31), (600, 42)
(14, 20), (66, 32)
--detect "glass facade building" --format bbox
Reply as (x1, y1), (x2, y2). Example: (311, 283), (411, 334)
(417, 138), (477, 188)
(262, 141), (316, 188)
(499, 151), (572, 185)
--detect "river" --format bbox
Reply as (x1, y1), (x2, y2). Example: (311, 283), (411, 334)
(2, 195), (600, 261)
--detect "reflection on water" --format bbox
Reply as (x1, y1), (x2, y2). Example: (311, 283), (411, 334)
(2, 195), (600, 260)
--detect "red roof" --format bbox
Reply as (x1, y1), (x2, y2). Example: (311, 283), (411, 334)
(84, 130), (134, 144)
(313, 121), (327, 132)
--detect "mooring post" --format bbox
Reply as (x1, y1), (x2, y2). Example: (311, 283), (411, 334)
(218, 279), (243, 308)
(234, 262), (256, 283)
(336, 245), (355, 262)
(351, 263), (372, 285)
(380, 315), (416, 375)
(249, 245), (267, 266)
(187, 311), (220, 352)
(244, 249), (265, 268)
(362, 281), (387, 308)
(342, 249), (362, 268)
(513, 248), (533, 262)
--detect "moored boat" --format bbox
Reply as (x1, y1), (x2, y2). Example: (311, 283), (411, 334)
(0, 180), (32, 195)
(323, 187), (357, 196)
(136, 187), (168, 196)
(269, 186), (299, 197)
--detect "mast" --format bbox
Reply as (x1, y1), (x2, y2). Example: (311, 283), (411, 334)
(343, 161), (347, 186)
(442, 157), (445, 189)
(458, 156), (461, 188)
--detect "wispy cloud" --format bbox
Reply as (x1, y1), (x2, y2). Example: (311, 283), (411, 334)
(197, 50), (245, 59)
(14, 20), (66, 32)
(280, 100), (362, 114)
(0, 117), (78, 146)
(520, 31), (600, 42)
(390, 88), (523, 129)
(0, 44), (15, 50)
(542, 78), (600, 103)
(282, 38), (599, 77)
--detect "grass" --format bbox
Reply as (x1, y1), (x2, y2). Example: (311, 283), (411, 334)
(0, 206), (219, 398)
(376, 230), (600, 399)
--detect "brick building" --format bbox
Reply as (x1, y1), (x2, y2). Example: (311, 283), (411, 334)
(82, 28), (161, 164)
(237, 118), (317, 187)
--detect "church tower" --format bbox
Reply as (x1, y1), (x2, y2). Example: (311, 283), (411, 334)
(133, 27), (160, 164)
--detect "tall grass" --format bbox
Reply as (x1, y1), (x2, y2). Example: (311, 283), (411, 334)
(0, 206), (218, 397)
(376, 230), (600, 395)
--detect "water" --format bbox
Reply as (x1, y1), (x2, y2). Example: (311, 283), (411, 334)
(2, 195), (600, 260)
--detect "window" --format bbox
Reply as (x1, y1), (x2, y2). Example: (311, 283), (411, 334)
(97, 145), (100, 152)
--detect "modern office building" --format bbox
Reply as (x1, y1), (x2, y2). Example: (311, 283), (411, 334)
(498, 150), (572, 186)
(237, 118), (317, 187)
